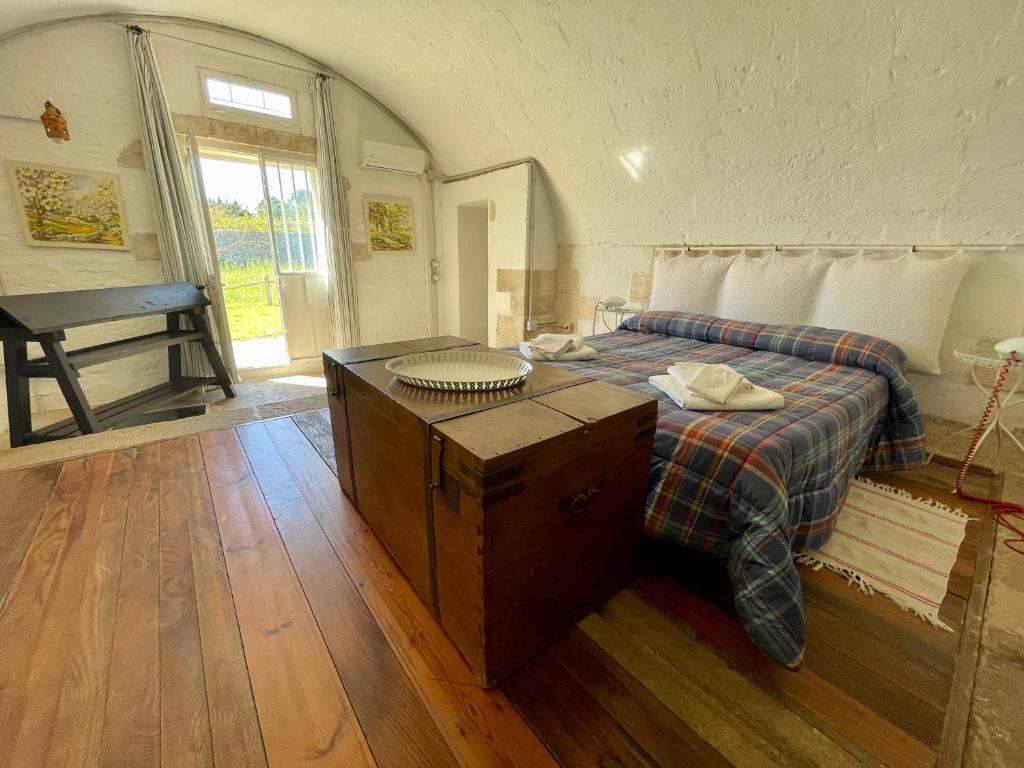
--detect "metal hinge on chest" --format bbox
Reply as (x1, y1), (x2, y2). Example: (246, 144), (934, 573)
(430, 434), (444, 491)
(324, 361), (340, 396)
(430, 435), (460, 507)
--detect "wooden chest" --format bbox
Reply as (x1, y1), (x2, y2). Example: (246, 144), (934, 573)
(324, 337), (657, 686)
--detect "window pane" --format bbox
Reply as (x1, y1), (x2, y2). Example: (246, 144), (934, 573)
(268, 161), (292, 272)
(265, 161), (320, 273)
(203, 74), (293, 120)
(298, 169), (317, 270)
(307, 170), (325, 271)
(206, 78), (232, 101)
(198, 151), (284, 346)
(264, 92), (293, 119)
(230, 83), (264, 108)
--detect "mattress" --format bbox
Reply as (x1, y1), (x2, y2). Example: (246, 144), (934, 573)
(521, 311), (927, 666)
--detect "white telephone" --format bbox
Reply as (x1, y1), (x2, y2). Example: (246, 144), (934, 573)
(599, 295), (627, 309)
(995, 337), (1024, 360)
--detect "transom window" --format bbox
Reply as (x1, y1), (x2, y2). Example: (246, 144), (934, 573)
(201, 70), (295, 122)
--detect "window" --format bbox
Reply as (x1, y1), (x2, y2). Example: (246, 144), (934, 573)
(264, 159), (322, 273)
(201, 70), (295, 122)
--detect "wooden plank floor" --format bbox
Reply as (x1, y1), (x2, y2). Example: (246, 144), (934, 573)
(0, 410), (997, 767)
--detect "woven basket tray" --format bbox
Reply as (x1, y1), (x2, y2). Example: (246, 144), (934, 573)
(385, 349), (532, 391)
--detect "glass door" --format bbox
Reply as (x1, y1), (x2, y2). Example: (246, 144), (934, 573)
(198, 147), (289, 370)
(261, 157), (331, 362)
(196, 143), (330, 371)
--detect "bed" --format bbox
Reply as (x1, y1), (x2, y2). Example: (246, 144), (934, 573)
(528, 311), (927, 667)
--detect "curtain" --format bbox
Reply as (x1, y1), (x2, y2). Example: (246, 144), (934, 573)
(125, 26), (238, 381)
(311, 74), (361, 348)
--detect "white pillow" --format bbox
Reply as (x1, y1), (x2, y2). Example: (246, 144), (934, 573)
(648, 253), (736, 314)
(812, 253), (970, 375)
(717, 252), (831, 325)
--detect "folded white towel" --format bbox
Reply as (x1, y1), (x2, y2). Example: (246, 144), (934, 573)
(519, 341), (597, 362)
(528, 333), (585, 357)
(649, 374), (784, 411)
(669, 363), (748, 404)
(669, 362), (752, 390)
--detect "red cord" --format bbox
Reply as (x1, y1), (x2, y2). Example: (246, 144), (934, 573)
(953, 350), (1024, 555)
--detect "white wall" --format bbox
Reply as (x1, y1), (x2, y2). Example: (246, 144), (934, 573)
(529, 169), (559, 329)
(530, 171), (557, 275)
(0, 23), (165, 417)
(0, 20), (432, 430)
(912, 247), (1024, 427)
(457, 203), (488, 343)
(438, 164), (530, 345)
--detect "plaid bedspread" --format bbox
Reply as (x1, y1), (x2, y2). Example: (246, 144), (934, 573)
(524, 312), (927, 666)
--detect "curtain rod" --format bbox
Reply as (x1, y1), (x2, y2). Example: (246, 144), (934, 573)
(120, 22), (323, 77)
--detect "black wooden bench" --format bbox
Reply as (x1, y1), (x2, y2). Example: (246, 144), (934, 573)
(1, 283), (234, 447)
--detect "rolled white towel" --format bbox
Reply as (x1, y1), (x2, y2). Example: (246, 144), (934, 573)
(650, 374), (783, 411)
(669, 363), (748, 404)
(519, 341), (597, 361)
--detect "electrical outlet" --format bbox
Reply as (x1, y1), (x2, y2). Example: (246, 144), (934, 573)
(525, 319), (537, 331)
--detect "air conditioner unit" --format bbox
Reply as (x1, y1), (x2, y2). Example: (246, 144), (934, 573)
(359, 139), (427, 175)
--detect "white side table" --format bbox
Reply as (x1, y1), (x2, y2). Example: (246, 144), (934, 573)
(939, 349), (1024, 458)
(591, 303), (645, 334)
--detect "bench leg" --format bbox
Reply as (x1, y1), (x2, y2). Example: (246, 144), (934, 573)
(167, 311), (183, 386)
(3, 341), (32, 447)
(189, 310), (235, 398)
(39, 339), (101, 435)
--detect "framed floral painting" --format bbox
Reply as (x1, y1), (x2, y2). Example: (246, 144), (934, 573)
(7, 161), (130, 249)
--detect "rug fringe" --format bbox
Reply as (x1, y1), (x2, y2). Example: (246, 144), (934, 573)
(796, 552), (954, 632)
(853, 475), (970, 521)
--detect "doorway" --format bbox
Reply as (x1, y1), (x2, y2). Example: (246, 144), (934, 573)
(439, 164), (533, 347)
(457, 201), (489, 344)
(197, 146), (326, 371)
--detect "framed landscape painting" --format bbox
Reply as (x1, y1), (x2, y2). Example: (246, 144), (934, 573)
(7, 161), (130, 249)
(364, 195), (414, 253)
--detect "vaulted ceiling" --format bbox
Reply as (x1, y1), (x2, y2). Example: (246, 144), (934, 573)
(2, 1), (1021, 245)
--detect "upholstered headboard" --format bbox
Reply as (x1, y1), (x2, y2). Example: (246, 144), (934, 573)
(648, 248), (971, 375)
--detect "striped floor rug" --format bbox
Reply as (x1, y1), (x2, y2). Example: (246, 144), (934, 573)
(798, 477), (970, 629)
